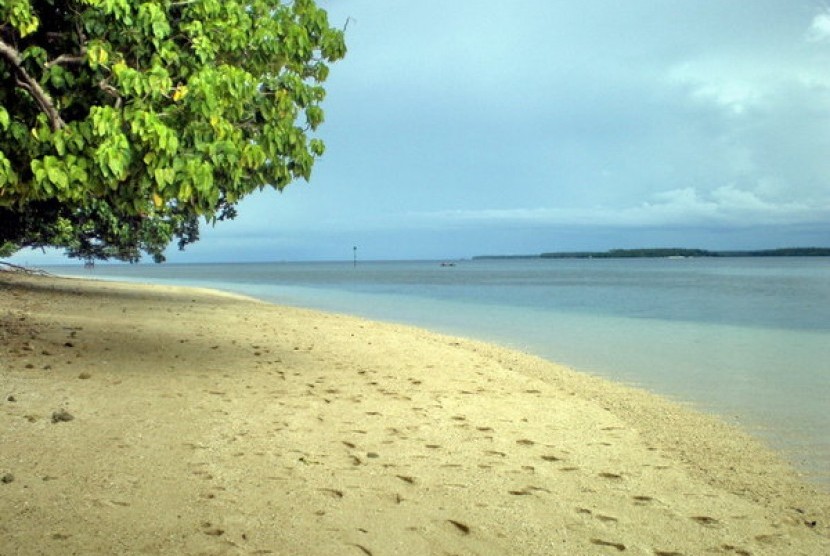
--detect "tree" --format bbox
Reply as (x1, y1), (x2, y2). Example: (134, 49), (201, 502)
(0, 0), (346, 262)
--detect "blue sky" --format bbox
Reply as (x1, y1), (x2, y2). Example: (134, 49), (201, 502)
(13, 0), (830, 264)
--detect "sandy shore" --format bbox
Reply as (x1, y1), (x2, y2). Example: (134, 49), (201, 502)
(1, 272), (828, 555)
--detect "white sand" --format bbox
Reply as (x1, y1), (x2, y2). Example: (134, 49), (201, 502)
(1, 273), (827, 555)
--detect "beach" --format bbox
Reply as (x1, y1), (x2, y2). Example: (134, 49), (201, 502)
(1, 273), (828, 555)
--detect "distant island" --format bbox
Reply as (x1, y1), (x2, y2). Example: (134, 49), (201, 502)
(474, 247), (830, 260)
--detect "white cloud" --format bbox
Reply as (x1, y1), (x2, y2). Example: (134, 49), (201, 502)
(666, 60), (771, 116)
(410, 186), (830, 230)
(808, 11), (830, 42)
(640, 186), (827, 225)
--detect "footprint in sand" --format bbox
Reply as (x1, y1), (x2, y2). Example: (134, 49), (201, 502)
(509, 486), (550, 496)
(318, 488), (344, 499)
(201, 522), (225, 536)
(447, 520), (471, 535)
(720, 545), (752, 556)
(509, 489), (533, 496)
(576, 508), (618, 523)
(350, 544), (374, 555)
(590, 538), (626, 551)
(690, 515), (720, 527)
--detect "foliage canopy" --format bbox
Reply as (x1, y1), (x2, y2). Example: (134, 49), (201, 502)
(0, 0), (346, 261)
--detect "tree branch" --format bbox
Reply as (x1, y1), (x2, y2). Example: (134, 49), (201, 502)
(0, 38), (65, 131)
(45, 51), (86, 68)
(98, 78), (122, 109)
(0, 261), (50, 275)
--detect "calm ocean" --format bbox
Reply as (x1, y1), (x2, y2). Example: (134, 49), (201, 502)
(48, 257), (830, 485)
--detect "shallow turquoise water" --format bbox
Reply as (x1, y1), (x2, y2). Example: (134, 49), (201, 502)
(47, 257), (830, 485)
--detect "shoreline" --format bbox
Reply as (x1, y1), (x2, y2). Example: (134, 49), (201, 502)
(2, 272), (828, 554)
(47, 266), (830, 488)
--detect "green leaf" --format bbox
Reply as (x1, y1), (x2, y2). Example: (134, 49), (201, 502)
(86, 41), (110, 68)
(305, 106), (324, 129)
(68, 160), (89, 184)
(0, 0), (345, 262)
(30, 159), (46, 185)
(43, 156), (68, 190)
(0, 151), (18, 187)
(53, 134), (66, 156)
(309, 138), (325, 156)
(21, 46), (47, 66)
(154, 167), (175, 189)
(178, 181), (192, 201)
(7, 0), (40, 36)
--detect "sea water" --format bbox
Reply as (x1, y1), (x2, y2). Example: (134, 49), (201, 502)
(47, 257), (830, 485)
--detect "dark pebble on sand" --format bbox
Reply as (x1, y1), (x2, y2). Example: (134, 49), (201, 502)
(7, 395), (15, 402)
(51, 409), (74, 423)
(1, 473), (14, 484)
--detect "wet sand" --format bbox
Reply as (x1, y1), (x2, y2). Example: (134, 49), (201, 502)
(1, 272), (828, 555)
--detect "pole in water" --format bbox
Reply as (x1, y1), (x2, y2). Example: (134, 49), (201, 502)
(353, 246), (357, 268)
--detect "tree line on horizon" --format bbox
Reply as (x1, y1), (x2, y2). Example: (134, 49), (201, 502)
(473, 247), (830, 260)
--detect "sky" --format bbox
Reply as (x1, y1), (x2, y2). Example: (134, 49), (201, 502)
(12, 0), (830, 264)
